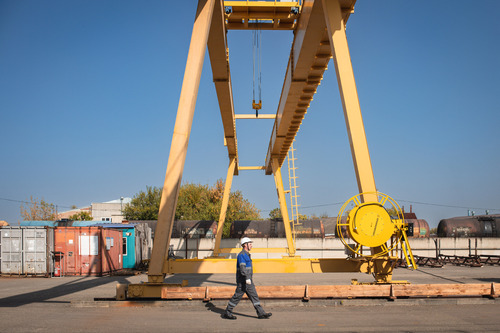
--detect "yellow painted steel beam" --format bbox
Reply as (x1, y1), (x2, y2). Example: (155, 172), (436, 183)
(322, 0), (376, 202)
(148, 0), (216, 284)
(226, 23), (296, 30)
(234, 114), (276, 119)
(208, 0), (240, 175)
(218, 247), (289, 253)
(238, 166), (266, 171)
(224, 1), (300, 7)
(162, 257), (394, 274)
(224, 1), (300, 30)
(263, 0), (356, 174)
(272, 158), (296, 256)
(213, 156), (236, 256)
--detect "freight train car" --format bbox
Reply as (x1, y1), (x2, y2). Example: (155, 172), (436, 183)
(230, 220), (324, 238)
(437, 215), (500, 237)
(406, 219), (430, 238)
(332, 217), (430, 238)
(171, 220), (218, 239)
(275, 219), (324, 238)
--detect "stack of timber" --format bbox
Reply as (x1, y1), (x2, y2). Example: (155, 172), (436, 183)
(160, 283), (498, 301)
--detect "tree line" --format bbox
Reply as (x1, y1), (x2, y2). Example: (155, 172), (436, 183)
(19, 180), (324, 238)
(123, 179), (260, 237)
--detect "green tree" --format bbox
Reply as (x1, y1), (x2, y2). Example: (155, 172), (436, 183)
(69, 211), (93, 221)
(124, 180), (261, 237)
(269, 207), (282, 220)
(20, 196), (57, 221)
(123, 186), (162, 220)
(269, 207), (308, 220)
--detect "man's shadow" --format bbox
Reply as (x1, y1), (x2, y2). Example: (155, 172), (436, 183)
(205, 302), (255, 319)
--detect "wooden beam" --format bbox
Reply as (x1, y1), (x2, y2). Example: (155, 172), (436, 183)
(160, 283), (500, 300)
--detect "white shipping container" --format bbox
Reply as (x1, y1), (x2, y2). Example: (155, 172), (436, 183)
(0, 227), (54, 276)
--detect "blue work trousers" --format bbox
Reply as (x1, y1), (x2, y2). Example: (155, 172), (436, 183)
(226, 279), (266, 316)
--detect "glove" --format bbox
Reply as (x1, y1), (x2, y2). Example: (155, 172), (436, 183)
(245, 279), (252, 285)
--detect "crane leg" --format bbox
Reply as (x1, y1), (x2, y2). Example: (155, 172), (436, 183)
(147, 0), (216, 283)
(322, 0), (377, 203)
(213, 156), (236, 256)
(271, 158), (296, 256)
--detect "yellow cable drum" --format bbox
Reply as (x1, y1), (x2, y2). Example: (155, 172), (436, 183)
(336, 192), (408, 258)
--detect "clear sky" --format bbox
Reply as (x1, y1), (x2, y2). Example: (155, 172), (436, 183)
(1, 1), (499, 227)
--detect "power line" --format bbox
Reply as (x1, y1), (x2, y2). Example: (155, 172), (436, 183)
(299, 202), (345, 210)
(261, 199), (500, 213)
(0, 197), (72, 209)
(395, 199), (500, 212)
(0, 196), (132, 212)
(260, 202), (344, 212)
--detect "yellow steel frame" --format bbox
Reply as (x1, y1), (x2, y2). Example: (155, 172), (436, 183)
(224, 1), (301, 30)
(161, 257), (394, 275)
(140, 0), (410, 294)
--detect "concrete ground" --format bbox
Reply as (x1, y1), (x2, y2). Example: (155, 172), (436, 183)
(1, 266), (499, 332)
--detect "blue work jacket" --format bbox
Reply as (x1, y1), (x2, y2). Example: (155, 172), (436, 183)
(236, 249), (253, 280)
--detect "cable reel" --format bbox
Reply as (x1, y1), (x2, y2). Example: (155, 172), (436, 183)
(336, 192), (417, 268)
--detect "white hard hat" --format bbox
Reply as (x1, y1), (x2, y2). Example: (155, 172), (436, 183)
(240, 237), (253, 246)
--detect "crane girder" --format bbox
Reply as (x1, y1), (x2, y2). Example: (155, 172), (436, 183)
(208, 0), (239, 174)
(264, 0), (356, 174)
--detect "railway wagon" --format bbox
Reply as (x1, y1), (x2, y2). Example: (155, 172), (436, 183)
(437, 215), (500, 237)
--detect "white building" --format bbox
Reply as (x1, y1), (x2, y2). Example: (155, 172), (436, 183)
(91, 198), (132, 223)
(58, 198), (132, 223)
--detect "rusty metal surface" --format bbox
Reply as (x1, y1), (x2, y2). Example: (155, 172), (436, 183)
(276, 219), (324, 238)
(406, 219), (430, 238)
(54, 227), (123, 276)
(172, 220), (218, 239)
(438, 215), (500, 237)
(230, 220), (325, 238)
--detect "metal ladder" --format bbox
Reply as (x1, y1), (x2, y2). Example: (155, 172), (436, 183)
(287, 140), (301, 244)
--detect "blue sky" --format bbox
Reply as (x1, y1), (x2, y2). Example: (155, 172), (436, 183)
(1, 1), (499, 227)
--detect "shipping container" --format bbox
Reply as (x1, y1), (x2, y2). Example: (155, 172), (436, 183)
(53, 227), (122, 276)
(0, 226), (54, 276)
(94, 223), (153, 269)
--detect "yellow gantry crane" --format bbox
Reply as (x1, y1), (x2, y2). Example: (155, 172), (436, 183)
(124, 0), (416, 299)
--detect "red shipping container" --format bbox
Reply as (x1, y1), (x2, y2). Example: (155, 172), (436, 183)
(54, 227), (123, 276)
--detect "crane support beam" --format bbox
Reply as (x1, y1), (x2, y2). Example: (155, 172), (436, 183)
(272, 158), (296, 256)
(208, 0), (240, 175)
(213, 156), (236, 256)
(162, 257), (388, 274)
(264, 0), (356, 175)
(147, 0), (216, 283)
(224, 1), (301, 30)
(235, 114), (276, 119)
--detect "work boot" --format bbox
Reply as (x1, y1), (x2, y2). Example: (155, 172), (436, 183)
(221, 312), (237, 320)
(258, 312), (272, 319)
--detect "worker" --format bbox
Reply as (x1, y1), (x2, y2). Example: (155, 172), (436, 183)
(221, 237), (272, 320)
